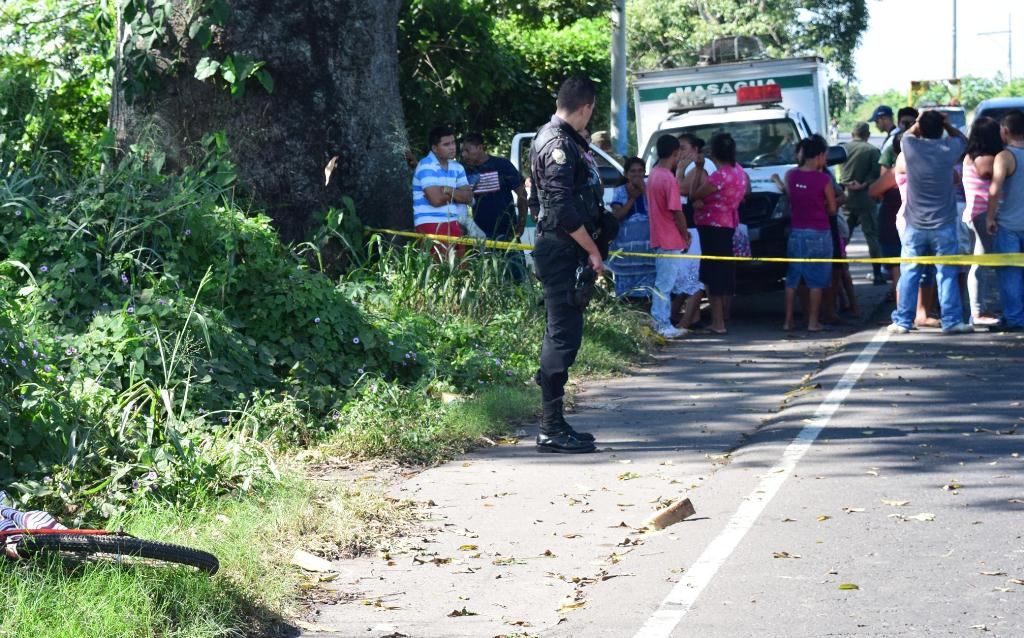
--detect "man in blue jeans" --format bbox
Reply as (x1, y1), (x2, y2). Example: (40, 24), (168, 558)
(986, 109), (1024, 331)
(888, 111), (973, 335)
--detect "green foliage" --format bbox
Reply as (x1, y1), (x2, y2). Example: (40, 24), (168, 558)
(0, 1), (113, 172)
(398, 1), (610, 151)
(627, 0), (868, 80)
(118, 0), (272, 103)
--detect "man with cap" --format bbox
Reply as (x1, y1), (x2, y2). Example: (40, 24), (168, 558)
(871, 105), (898, 152)
(841, 122), (883, 283)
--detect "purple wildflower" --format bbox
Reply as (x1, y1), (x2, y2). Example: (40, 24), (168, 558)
(126, 306), (134, 314)
(39, 265), (48, 273)
(56, 375), (65, 382)
(184, 228), (192, 236)
(352, 337), (360, 344)
(0, 358), (7, 365)
(221, 417), (229, 424)
(132, 480), (140, 491)
(357, 368), (364, 374)
(43, 364), (52, 373)
(198, 408), (206, 414)
(68, 267), (76, 274)
(121, 273), (129, 284)
(146, 471), (157, 481)
(14, 210), (22, 217)
(314, 317), (321, 324)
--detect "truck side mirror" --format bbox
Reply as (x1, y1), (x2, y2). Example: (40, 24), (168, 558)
(825, 145), (847, 167)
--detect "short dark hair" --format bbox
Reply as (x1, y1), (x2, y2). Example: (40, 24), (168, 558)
(656, 134), (680, 159)
(618, 156), (645, 186)
(428, 125), (455, 148)
(799, 135), (827, 160)
(1002, 110), (1024, 138)
(918, 111), (945, 139)
(966, 116), (1004, 159)
(677, 132), (705, 151)
(897, 106), (919, 123)
(710, 132), (737, 166)
(461, 131), (485, 147)
(556, 75), (597, 113)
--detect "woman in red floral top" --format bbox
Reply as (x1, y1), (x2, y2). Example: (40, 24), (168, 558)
(690, 133), (749, 334)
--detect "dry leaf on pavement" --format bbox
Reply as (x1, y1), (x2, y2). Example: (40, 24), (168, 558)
(881, 499), (910, 507)
(556, 600), (587, 613)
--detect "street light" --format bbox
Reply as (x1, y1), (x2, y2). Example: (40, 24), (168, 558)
(979, 13), (1013, 82)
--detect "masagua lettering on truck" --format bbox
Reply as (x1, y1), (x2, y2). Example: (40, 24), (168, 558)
(674, 79), (778, 96)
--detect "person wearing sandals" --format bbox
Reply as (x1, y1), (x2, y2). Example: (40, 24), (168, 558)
(961, 117), (1004, 327)
(774, 137), (837, 331)
(690, 133), (749, 334)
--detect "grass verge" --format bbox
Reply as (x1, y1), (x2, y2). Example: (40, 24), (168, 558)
(330, 383), (540, 464)
(0, 477), (413, 638)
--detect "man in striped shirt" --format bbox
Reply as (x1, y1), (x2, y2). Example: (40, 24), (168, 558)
(412, 126), (474, 256)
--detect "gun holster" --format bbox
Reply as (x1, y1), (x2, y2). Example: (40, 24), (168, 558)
(568, 265), (597, 309)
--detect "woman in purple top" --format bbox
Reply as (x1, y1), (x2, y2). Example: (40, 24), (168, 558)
(780, 136), (836, 331)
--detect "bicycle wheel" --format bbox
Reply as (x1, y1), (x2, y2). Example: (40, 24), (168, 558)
(17, 533), (220, 575)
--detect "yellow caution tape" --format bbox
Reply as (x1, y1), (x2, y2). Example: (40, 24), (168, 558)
(367, 228), (1024, 267)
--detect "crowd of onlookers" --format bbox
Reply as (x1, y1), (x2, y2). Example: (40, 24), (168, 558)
(407, 106), (1024, 337)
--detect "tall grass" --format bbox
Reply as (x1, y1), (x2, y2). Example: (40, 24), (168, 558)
(0, 477), (413, 638)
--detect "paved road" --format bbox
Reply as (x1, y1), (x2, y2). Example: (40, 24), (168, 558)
(301, 243), (1024, 638)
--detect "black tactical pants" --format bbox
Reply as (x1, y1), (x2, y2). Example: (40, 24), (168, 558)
(533, 232), (584, 431)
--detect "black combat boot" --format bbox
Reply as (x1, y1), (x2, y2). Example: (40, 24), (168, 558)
(536, 397), (595, 453)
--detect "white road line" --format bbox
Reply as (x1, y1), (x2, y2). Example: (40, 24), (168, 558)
(633, 328), (890, 638)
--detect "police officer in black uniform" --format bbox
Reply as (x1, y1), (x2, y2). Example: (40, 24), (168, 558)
(528, 76), (611, 454)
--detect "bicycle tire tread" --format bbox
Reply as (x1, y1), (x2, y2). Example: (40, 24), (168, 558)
(18, 533), (220, 574)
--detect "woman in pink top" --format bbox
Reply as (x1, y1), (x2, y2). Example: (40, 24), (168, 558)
(779, 137), (837, 331)
(691, 133), (749, 334)
(961, 116), (1003, 324)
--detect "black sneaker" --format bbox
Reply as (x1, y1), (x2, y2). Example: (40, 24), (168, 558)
(536, 431), (596, 454)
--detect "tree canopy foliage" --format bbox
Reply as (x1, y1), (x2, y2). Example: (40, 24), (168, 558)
(398, 0), (610, 152)
(628, 0), (868, 80)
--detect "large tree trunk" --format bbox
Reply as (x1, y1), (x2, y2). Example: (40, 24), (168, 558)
(113, 0), (410, 242)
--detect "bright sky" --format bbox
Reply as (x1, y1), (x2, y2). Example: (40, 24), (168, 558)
(854, 0), (1022, 94)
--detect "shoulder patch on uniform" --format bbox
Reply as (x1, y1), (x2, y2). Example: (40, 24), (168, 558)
(552, 148), (567, 165)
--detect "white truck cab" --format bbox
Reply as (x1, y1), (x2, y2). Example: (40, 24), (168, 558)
(508, 132), (625, 210)
(634, 63), (844, 290)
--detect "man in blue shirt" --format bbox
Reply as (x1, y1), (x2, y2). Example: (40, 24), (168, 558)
(461, 132), (528, 241)
(461, 132), (529, 279)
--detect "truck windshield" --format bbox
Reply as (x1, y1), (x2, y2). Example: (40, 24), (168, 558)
(651, 119), (801, 169)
